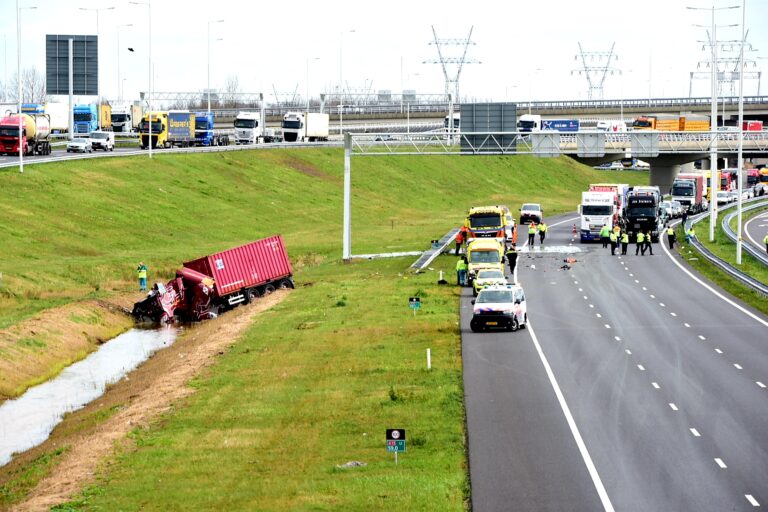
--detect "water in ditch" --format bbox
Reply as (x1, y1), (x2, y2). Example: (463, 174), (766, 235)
(0, 326), (178, 467)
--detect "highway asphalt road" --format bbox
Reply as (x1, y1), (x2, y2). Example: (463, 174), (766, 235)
(462, 213), (768, 511)
(744, 209), (768, 255)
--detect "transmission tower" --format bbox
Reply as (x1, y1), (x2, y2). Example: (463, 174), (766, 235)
(423, 26), (480, 102)
(689, 30), (761, 96)
(571, 42), (620, 100)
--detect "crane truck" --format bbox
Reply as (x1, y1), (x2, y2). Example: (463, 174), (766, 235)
(0, 113), (52, 155)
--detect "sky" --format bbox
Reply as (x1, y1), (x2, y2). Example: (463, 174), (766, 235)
(0, 0), (766, 106)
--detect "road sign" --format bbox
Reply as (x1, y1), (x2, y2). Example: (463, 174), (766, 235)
(408, 297), (421, 309)
(386, 429), (406, 454)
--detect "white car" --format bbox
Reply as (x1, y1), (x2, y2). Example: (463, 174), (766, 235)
(67, 137), (93, 153)
(470, 284), (527, 332)
(716, 191), (732, 205)
(659, 201), (674, 220)
(670, 200), (684, 218)
(472, 269), (508, 296)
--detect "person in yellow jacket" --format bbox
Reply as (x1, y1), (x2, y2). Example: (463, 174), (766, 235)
(635, 232), (646, 256)
(456, 256), (468, 286)
(538, 221), (548, 244)
(764, 233), (768, 255)
(609, 231), (618, 255)
(686, 226), (696, 242)
(620, 231), (629, 255)
(528, 222), (537, 246)
(599, 224), (610, 249)
(666, 225), (676, 249)
(136, 262), (148, 291)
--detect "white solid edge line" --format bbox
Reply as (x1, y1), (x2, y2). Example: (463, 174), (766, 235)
(661, 227), (768, 328)
(743, 211), (768, 249)
(526, 320), (615, 512)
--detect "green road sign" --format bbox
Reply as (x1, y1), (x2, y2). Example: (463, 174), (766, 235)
(386, 440), (406, 452)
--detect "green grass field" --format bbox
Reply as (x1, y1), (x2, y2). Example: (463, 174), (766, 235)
(0, 149), (647, 509)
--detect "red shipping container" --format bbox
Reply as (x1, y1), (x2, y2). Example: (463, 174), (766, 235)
(183, 235), (293, 299)
(743, 121), (763, 131)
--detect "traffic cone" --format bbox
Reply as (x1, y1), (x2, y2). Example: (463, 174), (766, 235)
(572, 224), (577, 235)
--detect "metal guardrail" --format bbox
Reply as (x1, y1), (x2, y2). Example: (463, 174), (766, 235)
(721, 198), (768, 267)
(688, 202), (768, 296)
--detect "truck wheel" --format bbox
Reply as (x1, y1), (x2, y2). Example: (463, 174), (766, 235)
(278, 279), (294, 289)
(246, 288), (260, 303)
(263, 284), (276, 295)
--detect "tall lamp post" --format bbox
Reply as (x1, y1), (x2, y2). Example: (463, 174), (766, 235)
(735, 0), (746, 264)
(16, 2), (36, 174)
(339, 29), (355, 136)
(79, 6), (115, 129)
(117, 23), (132, 102)
(688, 4), (739, 241)
(207, 19), (224, 114)
(306, 56), (320, 111)
(129, 0), (151, 159)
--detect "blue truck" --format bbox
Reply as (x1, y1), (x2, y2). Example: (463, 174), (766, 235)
(73, 104), (99, 134)
(193, 112), (229, 146)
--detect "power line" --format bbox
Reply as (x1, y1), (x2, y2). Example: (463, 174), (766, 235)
(571, 42), (620, 100)
(423, 25), (480, 102)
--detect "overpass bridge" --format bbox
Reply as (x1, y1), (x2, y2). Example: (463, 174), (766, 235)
(348, 130), (768, 191)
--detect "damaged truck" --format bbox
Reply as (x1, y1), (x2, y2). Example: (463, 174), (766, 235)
(132, 235), (293, 323)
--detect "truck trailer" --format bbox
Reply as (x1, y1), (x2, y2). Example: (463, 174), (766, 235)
(632, 114), (710, 131)
(282, 112), (329, 142)
(131, 235), (294, 323)
(167, 110), (195, 147)
(0, 113), (52, 155)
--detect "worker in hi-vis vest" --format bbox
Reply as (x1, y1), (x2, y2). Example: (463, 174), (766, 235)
(136, 262), (148, 292)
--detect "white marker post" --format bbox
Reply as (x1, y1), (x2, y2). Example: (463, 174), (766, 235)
(427, 348), (431, 370)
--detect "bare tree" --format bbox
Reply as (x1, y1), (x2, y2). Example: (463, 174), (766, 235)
(221, 75), (240, 108)
(7, 67), (48, 103)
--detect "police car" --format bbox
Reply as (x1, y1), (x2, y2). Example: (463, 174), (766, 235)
(470, 284), (527, 332)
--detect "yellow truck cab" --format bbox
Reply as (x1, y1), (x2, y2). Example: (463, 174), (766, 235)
(465, 205), (507, 242)
(466, 238), (505, 286)
(139, 111), (169, 149)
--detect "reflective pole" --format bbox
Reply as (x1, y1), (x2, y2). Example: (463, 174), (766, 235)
(708, 8), (718, 242)
(16, 0), (22, 174)
(342, 132), (352, 261)
(735, 0), (746, 264)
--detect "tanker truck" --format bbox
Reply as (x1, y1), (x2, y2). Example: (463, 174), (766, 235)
(131, 235), (294, 323)
(0, 113), (52, 156)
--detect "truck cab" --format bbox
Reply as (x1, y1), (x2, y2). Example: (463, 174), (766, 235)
(466, 239), (505, 287)
(579, 191), (615, 242)
(139, 111), (169, 149)
(465, 205), (506, 242)
(517, 114), (541, 132)
(282, 112), (305, 142)
(73, 104), (99, 134)
(234, 112), (262, 144)
(111, 104), (135, 133)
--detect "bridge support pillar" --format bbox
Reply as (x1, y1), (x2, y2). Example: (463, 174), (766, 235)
(649, 164), (681, 193)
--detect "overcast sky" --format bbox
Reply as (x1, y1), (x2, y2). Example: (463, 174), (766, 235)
(1, 0), (766, 105)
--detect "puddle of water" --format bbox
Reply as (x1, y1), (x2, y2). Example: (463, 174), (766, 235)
(0, 327), (178, 467)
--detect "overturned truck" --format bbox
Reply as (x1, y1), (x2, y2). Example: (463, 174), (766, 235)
(132, 235), (294, 323)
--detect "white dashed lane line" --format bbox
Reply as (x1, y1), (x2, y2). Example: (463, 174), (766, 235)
(670, 312), (677, 317)
(757, 382), (766, 389)
(614, 336), (621, 341)
(690, 428), (701, 437)
(642, 286), (647, 291)
(715, 349), (723, 354)
(637, 364), (646, 371)
(659, 303), (665, 307)
(604, 324), (611, 329)
(625, 349), (632, 355)
(745, 494), (760, 507)
(684, 323), (691, 328)
(596, 313), (602, 318)
(583, 295), (588, 300)
(649, 294), (656, 299)
(734, 364), (743, 370)
(652, 382), (661, 389)
(669, 403), (679, 411)
(698, 335), (706, 341)
(589, 304), (595, 308)
(714, 458), (727, 469)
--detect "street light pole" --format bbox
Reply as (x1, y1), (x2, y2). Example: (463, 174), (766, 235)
(117, 23), (132, 102)
(207, 19), (224, 114)
(130, 0), (151, 158)
(16, 2), (37, 174)
(736, 0), (746, 264)
(688, 4), (739, 241)
(80, 6), (115, 129)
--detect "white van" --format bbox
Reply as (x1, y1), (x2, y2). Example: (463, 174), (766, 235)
(596, 120), (627, 132)
(89, 130), (115, 151)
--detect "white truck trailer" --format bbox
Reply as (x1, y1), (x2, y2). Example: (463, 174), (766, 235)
(282, 112), (329, 142)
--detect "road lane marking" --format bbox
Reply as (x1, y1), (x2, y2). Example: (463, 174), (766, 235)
(625, 349), (632, 355)
(596, 313), (602, 318)
(734, 363), (743, 370)
(614, 336), (621, 341)
(642, 286), (647, 291)
(584, 295), (588, 300)
(637, 364), (646, 371)
(670, 312), (677, 317)
(579, 288), (583, 292)
(715, 458), (727, 469)
(525, 321), (616, 512)
(690, 428), (701, 437)
(649, 294), (656, 299)
(669, 403), (679, 411)
(652, 382), (660, 389)
(634, 279), (640, 283)
(589, 304), (595, 308)
(698, 335), (706, 340)
(715, 349), (723, 354)
(745, 494), (760, 507)
(629, 273), (634, 277)
(659, 303), (666, 307)
(757, 382), (766, 389)
(604, 324), (611, 329)
(661, 233), (768, 328)
(684, 323), (691, 328)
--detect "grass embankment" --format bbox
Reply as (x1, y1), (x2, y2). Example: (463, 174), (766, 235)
(0, 149), (645, 509)
(678, 212), (768, 316)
